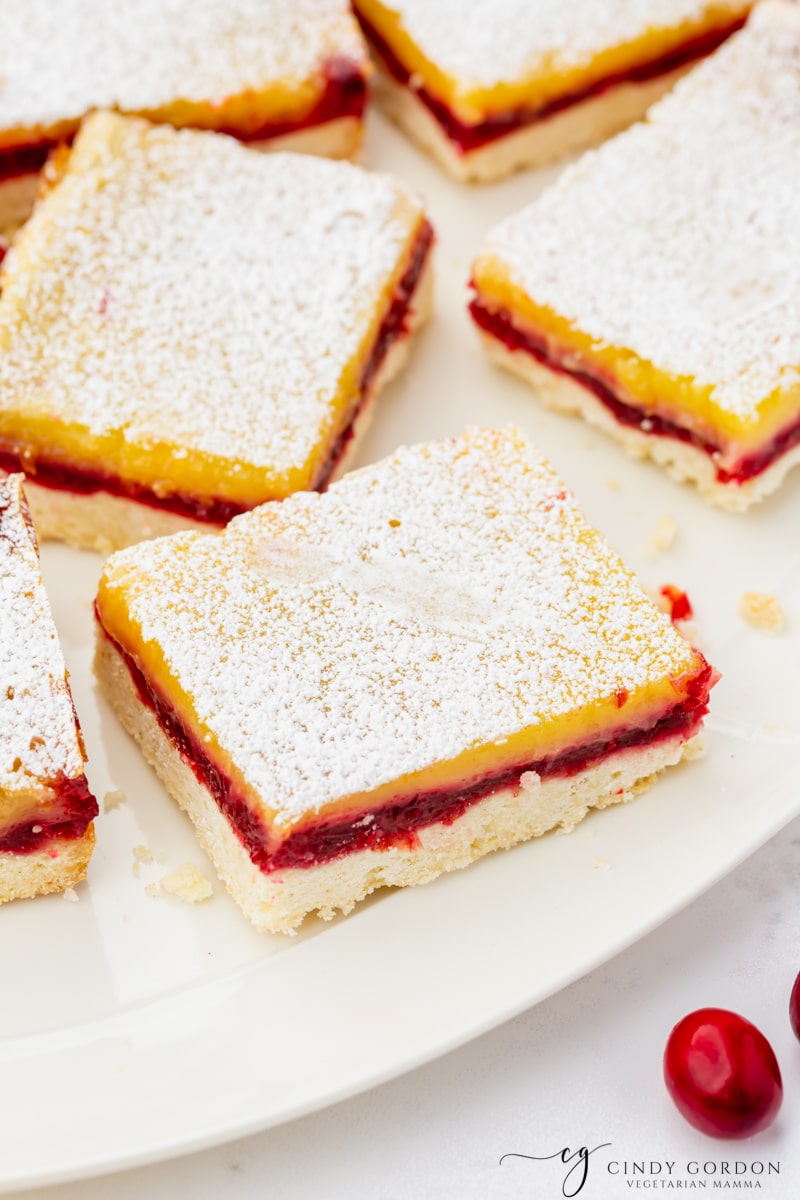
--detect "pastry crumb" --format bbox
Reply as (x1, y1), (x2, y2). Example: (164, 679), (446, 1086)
(144, 882), (160, 898)
(62, 886), (79, 902)
(158, 863), (214, 904)
(647, 514), (678, 558)
(682, 738), (706, 762)
(132, 844), (154, 877)
(738, 591), (784, 633)
(519, 770), (541, 793)
(593, 857), (611, 872)
(103, 788), (126, 812)
(606, 479), (621, 492)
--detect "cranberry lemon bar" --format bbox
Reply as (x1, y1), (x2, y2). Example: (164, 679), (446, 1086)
(0, 0), (368, 228)
(1, 476), (98, 902)
(353, 0), (750, 181)
(471, 3), (800, 509)
(0, 112), (433, 552)
(95, 428), (716, 933)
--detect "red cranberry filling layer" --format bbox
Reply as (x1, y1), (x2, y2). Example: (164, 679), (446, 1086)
(218, 57), (368, 143)
(0, 774), (98, 855)
(316, 218), (434, 490)
(470, 299), (800, 486)
(0, 447), (249, 524)
(661, 584), (694, 623)
(0, 140), (57, 184)
(0, 59), (367, 184)
(354, 8), (746, 154)
(0, 220), (433, 521)
(0, 494), (99, 856)
(99, 617), (713, 874)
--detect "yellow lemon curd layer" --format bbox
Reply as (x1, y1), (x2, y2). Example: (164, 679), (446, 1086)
(0, 113), (427, 509)
(473, 259), (800, 458)
(0, 474), (90, 830)
(0, 0), (368, 153)
(96, 428), (708, 839)
(355, 0), (750, 124)
(0, 82), (338, 154)
(0, 787), (75, 838)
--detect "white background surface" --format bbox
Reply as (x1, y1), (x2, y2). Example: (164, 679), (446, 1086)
(13, 816), (800, 1200)
(4, 106), (800, 1199)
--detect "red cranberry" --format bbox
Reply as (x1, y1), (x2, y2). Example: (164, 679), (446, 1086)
(790, 972), (800, 1042)
(664, 1008), (782, 1138)
(659, 583), (693, 622)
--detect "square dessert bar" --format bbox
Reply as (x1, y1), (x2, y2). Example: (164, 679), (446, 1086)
(1, 475), (98, 902)
(0, 112), (433, 552)
(353, 0), (751, 181)
(94, 427), (716, 934)
(471, 2), (800, 509)
(0, 0), (369, 230)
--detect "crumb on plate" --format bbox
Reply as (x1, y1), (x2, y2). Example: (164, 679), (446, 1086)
(132, 843), (154, 877)
(647, 513), (678, 558)
(103, 788), (126, 812)
(738, 591), (784, 633)
(682, 738), (706, 762)
(158, 863), (214, 904)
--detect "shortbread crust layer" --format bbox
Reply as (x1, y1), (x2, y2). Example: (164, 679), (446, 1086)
(97, 618), (713, 874)
(14, 252), (434, 555)
(96, 626), (704, 933)
(95, 427), (715, 930)
(0, 219), (433, 532)
(0, 2), (369, 170)
(0, 61), (368, 186)
(0, 475), (98, 900)
(354, 1), (749, 177)
(471, 3), (800, 502)
(476, 335), (800, 513)
(0, 828), (96, 906)
(470, 301), (800, 502)
(366, 53), (691, 184)
(357, 6), (744, 152)
(0, 113), (433, 549)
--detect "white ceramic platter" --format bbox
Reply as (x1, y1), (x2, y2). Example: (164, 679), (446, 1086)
(1, 112), (799, 1192)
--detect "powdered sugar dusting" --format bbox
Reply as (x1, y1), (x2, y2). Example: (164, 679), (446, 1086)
(0, 475), (85, 793)
(368, 0), (748, 91)
(99, 428), (699, 828)
(0, 113), (424, 495)
(0, 0), (365, 135)
(481, 3), (800, 421)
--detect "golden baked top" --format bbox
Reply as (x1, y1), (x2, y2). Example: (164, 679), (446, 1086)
(97, 428), (702, 831)
(0, 112), (426, 505)
(0, 475), (85, 806)
(0, 0), (367, 148)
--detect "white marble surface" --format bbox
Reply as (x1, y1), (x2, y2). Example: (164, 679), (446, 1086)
(16, 815), (799, 1200)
